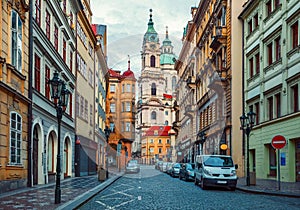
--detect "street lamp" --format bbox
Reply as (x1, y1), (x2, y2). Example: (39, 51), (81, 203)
(197, 131), (207, 155)
(240, 110), (256, 186)
(104, 126), (111, 179)
(49, 71), (70, 204)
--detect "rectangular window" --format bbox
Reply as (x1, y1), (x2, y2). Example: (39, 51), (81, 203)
(54, 24), (58, 51)
(274, 0), (280, 9)
(10, 112), (22, 164)
(45, 65), (50, 99)
(267, 43), (273, 65)
(268, 96), (273, 120)
(110, 84), (116, 92)
(69, 93), (73, 117)
(291, 21), (299, 49)
(266, 0), (272, 16)
(122, 84), (125, 93)
(255, 102), (259, 125)
(275, 93), (281, 118)
(254, 13), (259, 28)
(90, 104), (93, 125)
(63, 38), (66, 62)
(110, 103), (115, 113)
(126, 84), (131, 92)
(70, 50), (73, 72)
(84, 100), (88, 120)
(292, 84), (299, 113)
(132, 84), (135, 93)
(63, 0), (67, 13)
(35, 0), (41, 26)
(11, 10), (23, 72)
(34, 54), (41, 91)
(126, 102), (131, 112)
(158, 148), (162, 153)
(45, 10), (51, 40)
(125, 122), (130, 132)
(248, 19), (252, 34)
(275, 36), (281, 61)
(249, 57), (254, 77)
(255, 53), (260, 75)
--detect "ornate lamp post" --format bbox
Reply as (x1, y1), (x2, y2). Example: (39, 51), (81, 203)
(104, 126), (111, 179)
(240, 110), (256, 186)
(49, 71), (70, 204)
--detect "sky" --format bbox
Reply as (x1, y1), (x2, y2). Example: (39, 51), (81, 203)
(90, 0), (199, 77)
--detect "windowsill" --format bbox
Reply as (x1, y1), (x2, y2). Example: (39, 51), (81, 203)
(263, 58), (282, 74)
(6, 164), (24, 168)
(287, 45), (300, 59)
(263, 5), (282, 23)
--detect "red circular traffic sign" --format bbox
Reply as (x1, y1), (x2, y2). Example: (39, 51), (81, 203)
(271, 135), (286, 149)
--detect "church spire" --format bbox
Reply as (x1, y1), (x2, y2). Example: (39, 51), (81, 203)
(166, 26), (169, 39)
(128, 55), (130, 70)
(146, 9), (156, 33)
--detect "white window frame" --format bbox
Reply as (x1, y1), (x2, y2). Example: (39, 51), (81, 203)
(9, 111), (22, 165)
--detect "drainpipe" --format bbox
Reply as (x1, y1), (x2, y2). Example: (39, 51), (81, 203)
(27, 0), (33, 188)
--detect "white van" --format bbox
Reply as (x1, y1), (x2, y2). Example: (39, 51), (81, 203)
(194, 155), (238, 191)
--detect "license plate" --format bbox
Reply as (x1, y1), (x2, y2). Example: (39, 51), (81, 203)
(217, 180), (227, 184)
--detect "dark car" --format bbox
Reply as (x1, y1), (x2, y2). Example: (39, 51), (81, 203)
(170, 163), (181, 177)
(179, 163), (195, 181)
(125, 161), (140, 173)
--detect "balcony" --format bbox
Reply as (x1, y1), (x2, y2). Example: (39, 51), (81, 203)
(186, 76), (196, 89)
(207, 71), (228, 93)
(210, 26), (227, 51)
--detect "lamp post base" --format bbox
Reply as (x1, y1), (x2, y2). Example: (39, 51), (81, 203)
(55, 188), (61, 204)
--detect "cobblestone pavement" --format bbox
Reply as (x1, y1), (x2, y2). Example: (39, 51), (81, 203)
(0, 165), (299, 210)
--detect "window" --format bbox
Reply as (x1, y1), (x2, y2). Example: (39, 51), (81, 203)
(110, 122), (115, 132)
(10, 112), (22, 165)
(158, 148), (162, 153)
(291, 21), (298, 49)
(167, 139), (170, 144)
(35, 0), (41, 26)
(90, 104), (93, 125)
(45, 10), (51, 40)
(126, 84), (131, 92)
(54, 24), (58, 51)
(63, 38), (66, 62)
(34, 54), (41, 91)
(291, 84), (299, 113)
(254, 13), (259, 29)
(172, 76), (177, 90)
(266, 0), (272, 16)
(69, 93), (73, 117)
(150, 139), (154, 143)
(158, 139), (162, 144)
(11, 10), (22, 72)
(125, 122), (131, 132)
(267, 43), (273, 65)
(267, 96), (273, 120)
(255, 102), (260, 125)
(275, 36), (281, 61)
(151, 83), (156, 95)
(165, 111), (169, 115)
(110, 103), (115, 113)
(248, 19), (253, 34)
(45, 65), (50, 99)
(150, 55), (155, 67)
(88, 69), (93, 86)
(62, 0), (67, 13)
(70, 50), (73, 72)
(255, 53), (260, 75)
(275, 93), (281, 118)
(165, 120), (169, 125)
(110, 84), (116, 92)
(274, 0), (280, 9)
(132, 84), (135, 93)
(151, 111), (156, 120)
(122, 84), (125, 93)
(125, 102), (131, 112)
(249, 57), (254, 77)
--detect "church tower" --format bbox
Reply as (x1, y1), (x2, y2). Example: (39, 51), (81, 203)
(135, 9), (177, 163)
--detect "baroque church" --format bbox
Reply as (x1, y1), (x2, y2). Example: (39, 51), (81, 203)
(135, 9), (177, 163)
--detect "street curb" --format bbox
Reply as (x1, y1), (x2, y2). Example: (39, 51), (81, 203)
(236, 187), (300, 198)
(57, 173), (124, 210)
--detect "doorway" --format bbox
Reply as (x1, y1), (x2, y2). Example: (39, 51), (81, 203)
(33, 126), (39, 185)
(296, 139), (300, 182)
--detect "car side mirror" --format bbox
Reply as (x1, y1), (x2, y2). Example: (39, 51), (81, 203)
(235, 164), (238, 169)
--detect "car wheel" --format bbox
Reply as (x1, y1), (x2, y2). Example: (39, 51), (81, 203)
(185, 174), (188, 181)
(179, 174), (182, 180)
(230, 186), (236, 191)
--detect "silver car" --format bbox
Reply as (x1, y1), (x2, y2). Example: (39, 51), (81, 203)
(125, 161), (140, 173)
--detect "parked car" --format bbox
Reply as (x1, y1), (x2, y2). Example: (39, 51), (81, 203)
(194, 155), (238, 190)
(125, 161), (140, 173)
(160, 162), (168, 172)
(166, 162), (173, 174)
(155, 161), (163, 170)
(170, 163), (181, 177)
(179, 163), (195, 181)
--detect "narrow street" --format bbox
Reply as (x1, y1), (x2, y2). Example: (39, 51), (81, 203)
(78, 165), (300, 210)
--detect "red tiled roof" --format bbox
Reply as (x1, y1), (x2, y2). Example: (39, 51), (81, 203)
(144, 126), (172, 136)
(122, 69), (135, 78)
(109, 69), (121, 77)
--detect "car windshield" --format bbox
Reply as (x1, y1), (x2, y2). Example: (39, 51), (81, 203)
(186, 164), (195, 170)
(173, 163), (181, 168)
(129, 160), (138, 164)
(127, 162), (137, 167)
(203, 156), (234, 167)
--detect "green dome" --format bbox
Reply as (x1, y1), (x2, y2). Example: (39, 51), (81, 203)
(160, 54), (176, 65)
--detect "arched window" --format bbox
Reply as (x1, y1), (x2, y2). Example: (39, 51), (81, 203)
(151, 83), (156, 95)
(150, 55), (156, 67)
(11, 10), (23, 72)
(165, 120), (169, 125)
(172, 76), (177, 90)
(151, 111), (156, 120)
